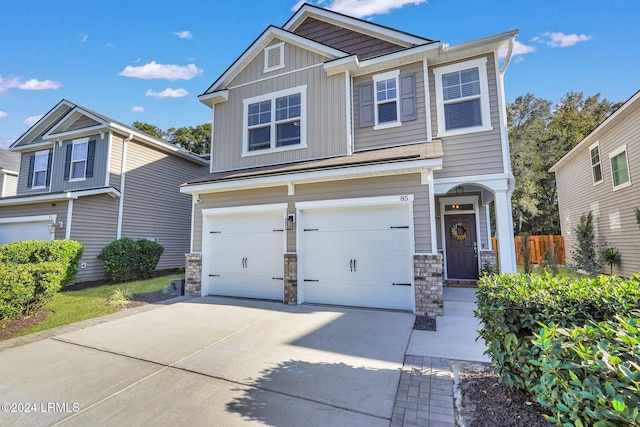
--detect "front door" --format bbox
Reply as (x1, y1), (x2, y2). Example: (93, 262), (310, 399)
(445, 214), (478, 280)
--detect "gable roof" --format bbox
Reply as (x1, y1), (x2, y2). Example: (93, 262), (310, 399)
(0, 149), (20, 173)
(550, 90), (640, 172)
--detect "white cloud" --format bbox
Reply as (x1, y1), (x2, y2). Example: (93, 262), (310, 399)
(119, 61), (203, 81)
(539, 32), (592, 48)
(0, 75), (62, 93)
(0, 111), (7, 119)
(174, 30), (193, 39)
(293, 0), (425, 18)
(145, 88), (188, 99)
(131, 106), (145, 112)
(79, 33), (88, 43)
(498, 40), (536, 61)
(23, 115), (44, 127)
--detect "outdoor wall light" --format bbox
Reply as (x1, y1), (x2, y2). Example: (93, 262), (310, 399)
(456, 185), (464, 196)
(48, 221), (64, 233)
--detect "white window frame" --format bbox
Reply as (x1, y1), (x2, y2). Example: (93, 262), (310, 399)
(433, 57), (492, 137)
(373, 70), (401, 130)
(589, 141), (603, 185)
(32, 150), (49, 189)
(609, 144), (632, 190)
(69, 138), (89, 182)
(263, 42), (285, 73)
(242, 85), (307, 157)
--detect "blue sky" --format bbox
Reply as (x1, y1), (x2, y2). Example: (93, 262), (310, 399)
(1, 0), (638, 149)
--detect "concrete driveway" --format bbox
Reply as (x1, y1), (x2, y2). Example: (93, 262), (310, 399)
(0, 297), (414, 426)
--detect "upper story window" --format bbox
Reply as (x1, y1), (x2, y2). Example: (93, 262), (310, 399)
(359, 71), (416, 130)
(433, 57), (492, 137)
(64, 138), (96, 181)
(609, 145), (631, 190)
(242, 85), (307, 156)
(589, 142), (603, 184)
(373, 70), (400, 129)
(263, 42), (284, 73)
(32, 150), (50, 188)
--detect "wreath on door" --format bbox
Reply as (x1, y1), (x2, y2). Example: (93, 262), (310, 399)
(450, 222), (469, 241)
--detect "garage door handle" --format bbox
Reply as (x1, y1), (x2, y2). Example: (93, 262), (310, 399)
(304, 279), (319, 282)
(272, 277), (283, 280)
(242, 257), (248, 268)
(350, 259), (357, 272)
(393, 283), (411, 286)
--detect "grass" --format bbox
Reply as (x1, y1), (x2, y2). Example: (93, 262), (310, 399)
(14, 273), (182, 337)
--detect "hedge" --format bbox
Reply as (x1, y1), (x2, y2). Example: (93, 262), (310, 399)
(101, 237), (164, 283)
(475, 274), (640, 390)
(0, 240), (84, 284)
(0, 262), (65, 319)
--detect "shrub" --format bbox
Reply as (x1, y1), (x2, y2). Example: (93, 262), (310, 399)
(0, 262), (64, 319)
(475, 273), (640, 390)
(600, 245), (621, 276)
(572, 212), (603, 276)
(0, 240), (84, 284)
(532, 316), (640, 426)
(107, 287), (132, 309)
(101, 238), (164, 283)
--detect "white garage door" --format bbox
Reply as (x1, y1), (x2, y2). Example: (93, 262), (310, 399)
(205, 210), (284, 301)
(301, 204), (413, 311)
(0, 219), (53, 244)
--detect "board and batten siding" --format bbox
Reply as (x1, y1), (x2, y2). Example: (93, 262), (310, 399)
(192, 173), (433, 254)
(69, 194), (119, 282)
(212, 59), (348, 171)
(0, 201), (69, 240)
(555, 109), (640, 278)
(50, 134), (109, 192)
(353, 62), (427, 151)
(121, 140), (208, 270)
(430, 55), (505, 179)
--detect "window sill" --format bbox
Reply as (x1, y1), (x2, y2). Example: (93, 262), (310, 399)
(437, 125), (493, 138)
(69, 178), (87, 183)
(373, 121), (401, 131)
(242, 143), (307, 157)
(592, 179), (604, 187)
(612, 181), (632, 191)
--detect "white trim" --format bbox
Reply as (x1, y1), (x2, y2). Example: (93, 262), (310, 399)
(296, 194), (413, 210)
(439, 195), (481, 280)
(433, 57), (493, 138)
(494, 51), (511, 175)
(433, 173), (510, 194)
(345, 71), (353, 155)
(43, 107), (108, 140)
(423, 59), (432, 142)
(105, 132), (112, 187)
(372, 69), (401, 130)
(210, 105), (215, 173)
(32, 149), (50, 189)
(609, 144), (632, 190)
(485, 204), (492, 251)
(189, 195), (197, 253)
(202, 202), (289, 217)
(9, 141), (53, 152)
(68, 137), (90, 182)
(0, 214), (56, 224)
(66, 199), (73, 239)
(425, 169), (438, 254)
(263, 42), (285, 73)
(0, 187), (120, 206)
(589, 141), (604, 186)
(116, 134), (132, 239)
(227, 64), (322, 92)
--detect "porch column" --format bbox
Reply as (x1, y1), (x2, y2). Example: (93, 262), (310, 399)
(494, 189), (516, 273)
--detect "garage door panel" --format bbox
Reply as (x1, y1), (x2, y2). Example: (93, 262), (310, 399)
(0, 221), (52, 244)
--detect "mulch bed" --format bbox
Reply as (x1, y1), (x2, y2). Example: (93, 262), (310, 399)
(413, 315), (437, 331)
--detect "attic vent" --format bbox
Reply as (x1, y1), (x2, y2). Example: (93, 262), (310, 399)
(264, 43), (284, 73)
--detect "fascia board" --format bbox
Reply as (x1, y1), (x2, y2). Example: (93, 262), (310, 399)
(43, 107), (109, 140)
(198, 90), (229, 107)
(9, 141), (54, 152)
(430, 30), (519, 66)
(0, 187), (121, 206)
(10, 100), (76, 149)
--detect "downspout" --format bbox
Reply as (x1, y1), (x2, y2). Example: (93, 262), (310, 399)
(499, 36), (514, 75)
(116, 133), (133, 239)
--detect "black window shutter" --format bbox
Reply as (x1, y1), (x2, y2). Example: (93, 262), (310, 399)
(400, 73), (417, 121)
(86, 140), (96, 178)
(63, 144), (72, 180)
(27, 155), (35, 188)
(45, 151), (53, 186)
(359, 82), (374, 127)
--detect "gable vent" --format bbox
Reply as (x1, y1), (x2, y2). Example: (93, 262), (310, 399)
(264, 43), (284, 73)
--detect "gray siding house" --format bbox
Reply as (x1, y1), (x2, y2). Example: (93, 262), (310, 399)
(0, 149), (20, 197)
(551, 90), (640, 278)
(0, 100), (209, 282)
(181, 4), (518, 316)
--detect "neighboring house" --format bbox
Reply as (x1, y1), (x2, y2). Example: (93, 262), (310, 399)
(0, 100), (209, 282)
(0, 149), (20, 197)
(551, 90), (640, 278)
(180, 4), (518, 316)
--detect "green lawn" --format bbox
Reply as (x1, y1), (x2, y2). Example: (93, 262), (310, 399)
(14, 273), (183, 338)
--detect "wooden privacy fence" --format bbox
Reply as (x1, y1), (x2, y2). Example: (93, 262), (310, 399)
(491, 235), (566, 265)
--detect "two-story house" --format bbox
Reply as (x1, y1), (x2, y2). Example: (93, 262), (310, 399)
(0, 149), (20, 197)
(0, 100), (209, 282)
(180, 4), (518, 316)
(551, 90), (639, 277)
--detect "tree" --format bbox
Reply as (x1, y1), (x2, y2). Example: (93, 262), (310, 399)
(131, 121), (211, 155)
(132, 121), (166, 140)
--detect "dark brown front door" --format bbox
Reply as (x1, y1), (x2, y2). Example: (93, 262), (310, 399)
(445, 214), (478, 280)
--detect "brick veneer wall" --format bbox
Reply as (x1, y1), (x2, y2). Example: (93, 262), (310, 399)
(185, 253), (202, 296)
(284, 253), (297, 304)
(414, 254), (444, 316)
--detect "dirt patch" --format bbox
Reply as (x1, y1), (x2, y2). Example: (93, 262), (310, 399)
(454, 361), (554, 427)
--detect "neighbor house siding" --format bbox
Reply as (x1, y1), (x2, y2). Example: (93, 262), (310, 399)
(1, 174), (18, 197)
(353, 62), (427, 151)
(192, 173), (433, 254)
(212, 63), (347, 171)
(69, 194), (119, 282)
(50, 134), (109, 192)
(556, 109), (640, 278)
(121, 140), (207, 270)
(0, 201), (70, 240)
(430, 55), (505, 179)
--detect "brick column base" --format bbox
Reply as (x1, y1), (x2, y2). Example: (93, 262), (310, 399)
(284, 253), (297, 304)
(185, 253), (202, 296)
(414, 254), (444, 316)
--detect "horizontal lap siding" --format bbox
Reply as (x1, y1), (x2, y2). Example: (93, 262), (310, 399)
(0, 202), (69, 240)
(555, 109), (640, 277)
(2, 174), (18, 197)
(353, 62), (428, 151)
(213, 61), (347, 171)
(430, 55), (505, 179)
(121, 141), (208, 270)
(17, 149), (49, 196)
(109, 133), (123, 189)
(193, 174), (432, 254)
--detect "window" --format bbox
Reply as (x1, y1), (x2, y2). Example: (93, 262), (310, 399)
(32, 150), (49, 188)
(589, 142), (602, 184)
(433, 58), (492, 137)
(609, 145), (631, 189)
(64, 138), (96, 181)
(359, 71), (416, 129)
(243, 86), (306, 155)
(373, 71), (399, 128)
(70, 140), (88, 180)
(263, 43), (284, 73)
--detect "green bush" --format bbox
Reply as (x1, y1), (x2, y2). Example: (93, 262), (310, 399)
(532, 316), (640, 426)
(0, 240), (84, 284)
(101, 238), (164, 283)
(0, 262), (65, 319)
(475, 273), (640, 389)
